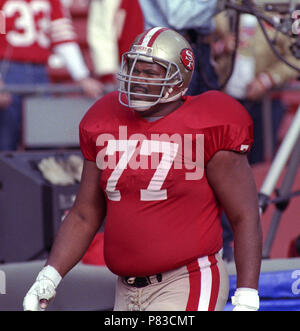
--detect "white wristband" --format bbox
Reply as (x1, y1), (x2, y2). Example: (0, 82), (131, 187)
(37, 265), (62, 288)
(231, 288), (260, 311)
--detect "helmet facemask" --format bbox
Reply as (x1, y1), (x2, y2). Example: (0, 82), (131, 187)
(117, 51), (184, 111)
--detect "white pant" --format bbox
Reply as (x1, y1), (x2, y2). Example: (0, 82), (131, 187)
(113, 252), (229, 311)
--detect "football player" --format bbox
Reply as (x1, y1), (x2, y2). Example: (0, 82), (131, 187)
(23, 27), (262, 311)
(0, 0), (103, 150)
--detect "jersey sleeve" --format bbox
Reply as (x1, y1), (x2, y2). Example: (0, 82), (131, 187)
(79, 117), (97, 162)
(201, 92), (254, 164)
(78, 92), (117, 162)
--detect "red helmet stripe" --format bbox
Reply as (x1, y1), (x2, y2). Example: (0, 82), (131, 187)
(147, 27), (169, 46)
(138, 28), (152, 45)
(138, 27), (169, 47)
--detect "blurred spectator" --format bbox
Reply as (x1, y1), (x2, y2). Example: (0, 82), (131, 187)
(138, 0), (220, 96)
(212, 12), (300, 164)
(87, 0), (144, 87)
(0, 0), (103, 151)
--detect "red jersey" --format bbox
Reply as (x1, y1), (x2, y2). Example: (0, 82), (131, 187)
(79, 91), (253, 276)
(0, 0), (76, 63)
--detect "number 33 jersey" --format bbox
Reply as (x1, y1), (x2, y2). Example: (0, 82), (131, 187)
(0, 0), (76, 63)
(79, 91), (253, 276)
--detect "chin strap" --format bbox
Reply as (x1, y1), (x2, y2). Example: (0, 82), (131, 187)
(160, 87), (187, 103)
(130, 100), (153, 111)
(130, 87), (187, 111)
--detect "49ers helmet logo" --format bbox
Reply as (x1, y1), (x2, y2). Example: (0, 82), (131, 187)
(180, 48), (195, 71)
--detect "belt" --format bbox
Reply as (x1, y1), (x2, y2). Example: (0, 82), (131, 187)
(123, 274), (162, 288)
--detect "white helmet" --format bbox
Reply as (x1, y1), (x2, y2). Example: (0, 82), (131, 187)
(117, 27), (195, 110)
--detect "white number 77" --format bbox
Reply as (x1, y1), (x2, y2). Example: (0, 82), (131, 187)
(105, 140), (179, 201)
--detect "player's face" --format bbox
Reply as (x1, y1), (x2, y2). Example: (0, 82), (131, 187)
(126, 60), (166, 102)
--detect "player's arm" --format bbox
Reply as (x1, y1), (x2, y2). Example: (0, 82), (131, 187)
(206, 150), (262, 310)
(46, 159), (106, 275)
(23, 159), (106, 310)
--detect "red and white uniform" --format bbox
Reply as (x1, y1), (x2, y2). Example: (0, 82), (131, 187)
(0, 0), (76, 63)
(79, 90), (253, 277)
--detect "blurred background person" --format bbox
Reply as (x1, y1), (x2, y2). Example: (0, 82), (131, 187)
(87, 0), (144, 88)
(0, 0), (103, 151)
(210, 10), (300, 261)
(212, 11), (300, 164)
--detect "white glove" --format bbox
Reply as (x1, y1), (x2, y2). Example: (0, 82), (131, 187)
(231, 288), (259, 311)
(23, 265), (62, 311)
(61, 155), (84, 182)
(38, 157), (75, 185)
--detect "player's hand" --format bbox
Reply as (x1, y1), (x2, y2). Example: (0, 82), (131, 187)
(246, 79), (267, 101)
(23, 265), (62, 311)
(78, 77), (104, 99)
(231, 288), (259, 311)
(246, 73), (274, 101)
